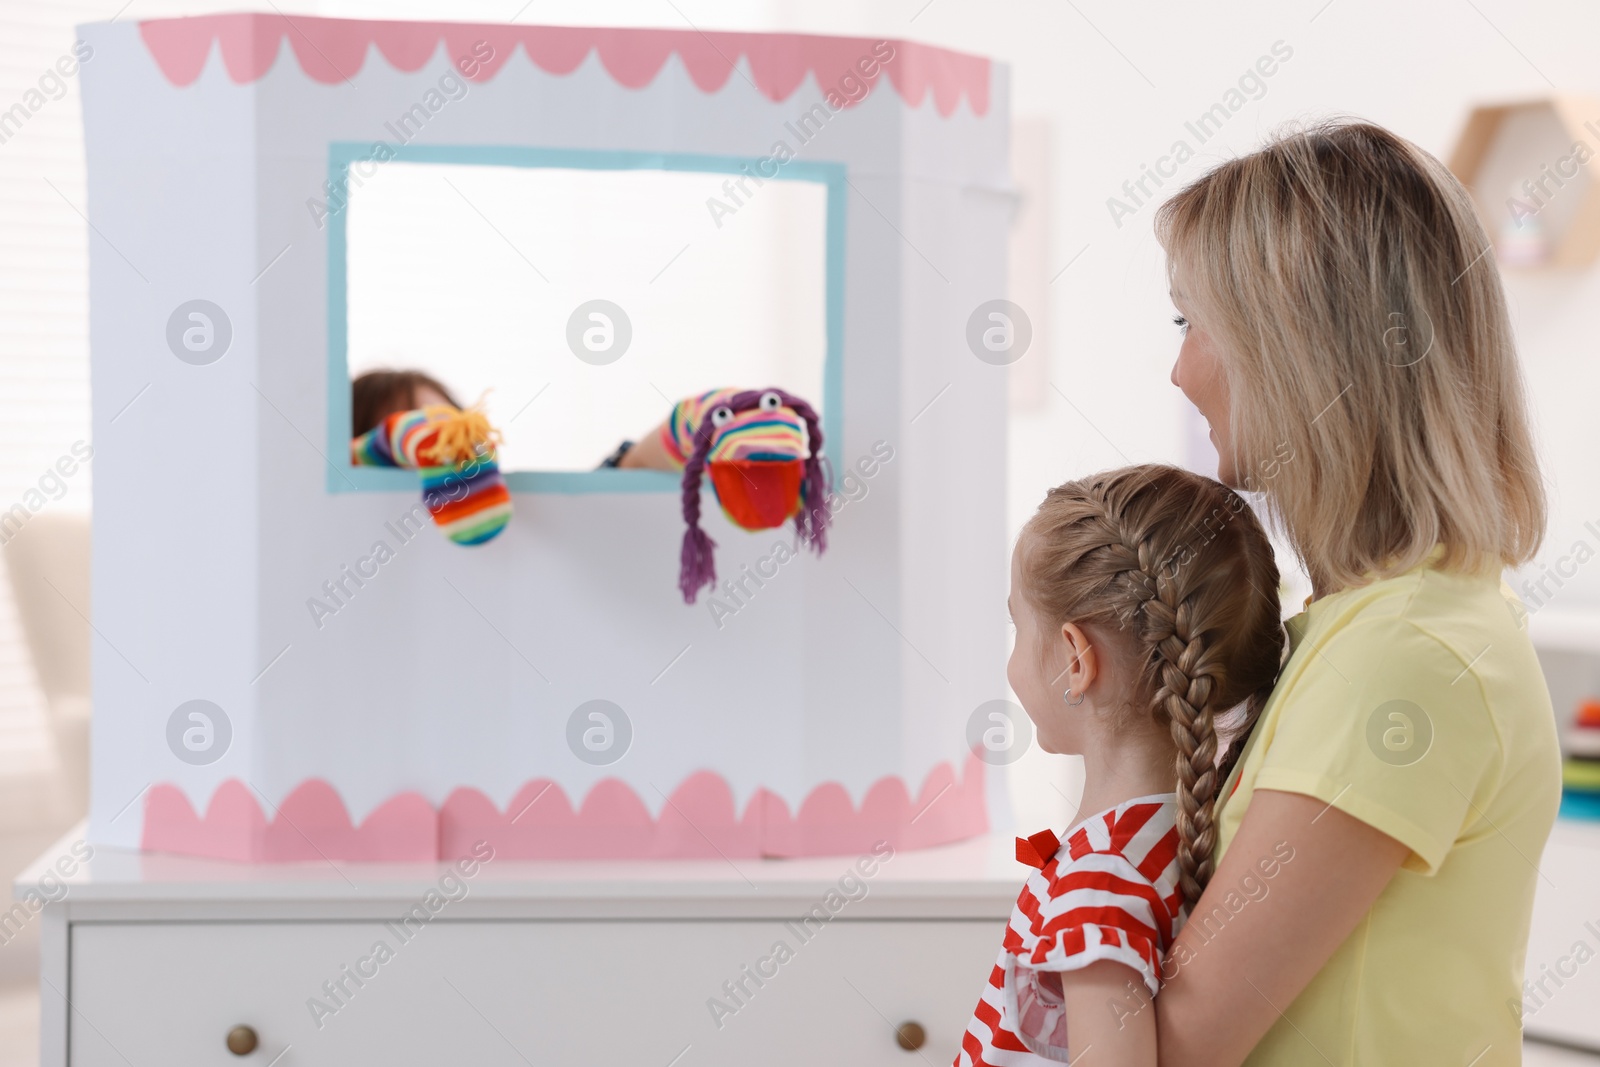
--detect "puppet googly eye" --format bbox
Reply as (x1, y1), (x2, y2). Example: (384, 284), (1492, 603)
(710, 405), (735, 428)
(759, 391), (783, 412)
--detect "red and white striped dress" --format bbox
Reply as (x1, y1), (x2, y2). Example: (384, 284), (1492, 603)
(955, 795), (1185, 1066)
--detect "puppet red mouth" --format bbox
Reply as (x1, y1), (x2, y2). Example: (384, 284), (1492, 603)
(709, 459), (806, 531)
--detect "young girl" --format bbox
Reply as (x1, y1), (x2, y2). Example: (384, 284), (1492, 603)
(956, 464), (1284, 1065)
(351, 368), (461, 438)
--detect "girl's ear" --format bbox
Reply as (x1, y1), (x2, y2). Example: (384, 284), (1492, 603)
(1058, 622), (1099, 691)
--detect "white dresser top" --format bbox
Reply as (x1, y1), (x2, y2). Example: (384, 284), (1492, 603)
(16, 824), (1030, 921)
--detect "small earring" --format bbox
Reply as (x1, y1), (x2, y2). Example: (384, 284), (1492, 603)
(1063, 688), (1085, 707)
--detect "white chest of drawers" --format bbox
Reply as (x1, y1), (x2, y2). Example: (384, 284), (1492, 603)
(18, 829), (1023, 1066)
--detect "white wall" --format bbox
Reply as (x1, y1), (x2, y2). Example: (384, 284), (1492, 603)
(0, 0), (112, 839)
(5, 0), (1596, 840)
(748, 0), (1600, 830)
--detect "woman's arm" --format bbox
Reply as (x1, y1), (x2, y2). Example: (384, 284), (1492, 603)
(616, 423), (675, 470)
(1154, 789), (1410, 1066)
(1062, 960), (1158, 1066)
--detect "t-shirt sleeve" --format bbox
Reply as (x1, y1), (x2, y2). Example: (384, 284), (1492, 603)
(1002, 850), (1171, 1061)
(1252, 616), (1501, 875)
(350, 411), (402, 467)
(1009, 850), (1169, 995)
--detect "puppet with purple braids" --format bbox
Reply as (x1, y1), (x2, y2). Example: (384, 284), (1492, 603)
(659, 387), (832, 603)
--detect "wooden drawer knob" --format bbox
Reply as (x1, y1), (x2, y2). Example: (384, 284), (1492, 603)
(226, 1025), (258, 1055)
(895, 1020), (926, 1051)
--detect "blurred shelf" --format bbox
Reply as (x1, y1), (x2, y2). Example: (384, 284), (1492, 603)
(1528, 604), (1600, 654)
(1448, 95), (1600, 270)
(1526, 816), (1600, 1048)
(1546, 816), (1600, 865)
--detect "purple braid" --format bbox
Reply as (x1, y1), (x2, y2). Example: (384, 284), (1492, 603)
(678, 413), (721, 603)
(776, 392), (831, 555)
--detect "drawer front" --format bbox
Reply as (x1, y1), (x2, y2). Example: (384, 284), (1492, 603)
(70, 918), (1002, 1066)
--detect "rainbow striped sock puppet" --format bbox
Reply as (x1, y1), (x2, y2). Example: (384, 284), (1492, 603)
(665, 388), (831, 602)
(350, 404), (513, 546)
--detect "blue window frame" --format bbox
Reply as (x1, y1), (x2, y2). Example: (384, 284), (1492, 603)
(325, 142), (845, 493)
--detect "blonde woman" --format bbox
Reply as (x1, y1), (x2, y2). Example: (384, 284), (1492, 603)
(1150, 121), (1559, 1065)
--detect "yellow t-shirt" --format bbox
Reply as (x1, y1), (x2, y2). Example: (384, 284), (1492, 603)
(1218, 557), (1561, 1066)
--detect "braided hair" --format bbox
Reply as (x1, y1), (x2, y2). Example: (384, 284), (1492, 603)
(1017, 465), (1285, 910)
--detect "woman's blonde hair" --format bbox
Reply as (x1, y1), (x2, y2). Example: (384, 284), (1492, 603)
(1155, 119), (1545, 591)
(1020, 465), (1283, 909)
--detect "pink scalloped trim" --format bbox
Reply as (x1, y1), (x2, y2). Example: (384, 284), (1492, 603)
(134, 15), (990, 117)
(140, 756), (986, 863)
(142, 779), (438, 862)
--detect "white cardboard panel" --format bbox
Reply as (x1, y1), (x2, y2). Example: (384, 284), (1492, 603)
(80, 18), (1010, 850)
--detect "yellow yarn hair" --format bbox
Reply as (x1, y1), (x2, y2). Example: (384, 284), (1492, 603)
(418, 404), (501, 467)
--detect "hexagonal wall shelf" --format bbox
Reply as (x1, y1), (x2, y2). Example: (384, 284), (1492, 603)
(1448, 95), (1600, 269)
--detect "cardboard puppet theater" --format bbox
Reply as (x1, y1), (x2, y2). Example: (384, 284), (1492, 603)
(80, 14), (1011, 861)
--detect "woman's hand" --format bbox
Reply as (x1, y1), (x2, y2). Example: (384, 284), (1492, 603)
(1154, 789), (1409, 1066)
